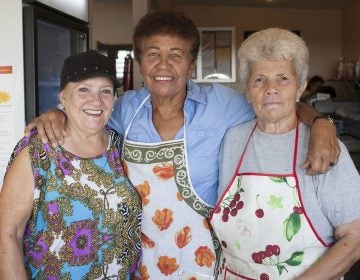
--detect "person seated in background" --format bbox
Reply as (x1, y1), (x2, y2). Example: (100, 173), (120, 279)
(210, 27), (360, 280)
(318, 85), (337, 98)
(0, 50), (142, 280)
(308, 85), (337, 106)
(301, 75), (324, 103)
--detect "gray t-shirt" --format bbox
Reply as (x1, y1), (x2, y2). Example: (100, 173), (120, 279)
(218, 119), (360, 244)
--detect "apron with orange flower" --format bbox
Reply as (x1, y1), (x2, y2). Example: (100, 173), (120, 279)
(210, 122), (331, 280)
(122, 96), (217, 279)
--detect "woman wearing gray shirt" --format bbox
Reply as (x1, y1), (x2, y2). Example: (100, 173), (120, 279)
(210, 28), (360, 280)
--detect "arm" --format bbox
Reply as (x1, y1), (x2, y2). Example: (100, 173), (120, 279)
(24, 108), (67, 147)
(0, 148), (35, 280)
(296, 102), (340, 175)
(296, 218), (360, 280)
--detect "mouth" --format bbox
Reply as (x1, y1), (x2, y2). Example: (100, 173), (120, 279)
(263, 101), (282, 106)
(154, 75), (174, 81)
(82, 109), (103, 116)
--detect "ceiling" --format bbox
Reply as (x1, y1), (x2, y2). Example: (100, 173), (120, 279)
(104, 0), (347, 10)
(156, 0), (347, 10)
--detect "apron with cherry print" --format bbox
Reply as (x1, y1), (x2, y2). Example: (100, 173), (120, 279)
(210, 122), (330, 280)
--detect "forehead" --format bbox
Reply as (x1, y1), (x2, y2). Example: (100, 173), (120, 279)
(250, 60), (295, 75)
(142, 34), (191, 51)
(64, 76), (113, 90)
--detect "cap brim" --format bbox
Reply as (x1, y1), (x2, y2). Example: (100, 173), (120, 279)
(66, 72), (121, 89)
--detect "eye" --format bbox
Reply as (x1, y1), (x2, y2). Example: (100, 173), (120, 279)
(102, 88), (114, 95)
(78, 87), (89, 93)
(278, 75), (290, 85)
(171, 53), (181, 58)
(252, 76), (266, 87)
(149, 52), (159, 57)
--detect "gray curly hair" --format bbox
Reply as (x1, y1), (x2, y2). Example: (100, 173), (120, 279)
(238, 28), (309, 88)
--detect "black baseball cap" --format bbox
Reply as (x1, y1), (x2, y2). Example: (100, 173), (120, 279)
(60, 50), (120, 90)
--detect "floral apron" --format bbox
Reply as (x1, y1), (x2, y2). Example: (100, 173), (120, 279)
(210, 122), (331, 280)
(122, 95), (217, 279)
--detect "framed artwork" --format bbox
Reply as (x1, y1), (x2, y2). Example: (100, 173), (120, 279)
(193, 27), (236, 83)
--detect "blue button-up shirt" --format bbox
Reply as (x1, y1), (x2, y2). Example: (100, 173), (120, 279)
(108, 81), (254, 206)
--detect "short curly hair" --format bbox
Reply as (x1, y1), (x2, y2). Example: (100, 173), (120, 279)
(238, 28), (309, 88)
(133, 10), (200, 63)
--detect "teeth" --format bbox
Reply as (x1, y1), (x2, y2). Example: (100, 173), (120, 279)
(154, 76), (172, 81)
(83, 109), (102, 115)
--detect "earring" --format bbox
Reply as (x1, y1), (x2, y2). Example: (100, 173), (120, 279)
(57, 103), (65, 111)
(186, 80), (190, 91)
(141, 80), (145, 87)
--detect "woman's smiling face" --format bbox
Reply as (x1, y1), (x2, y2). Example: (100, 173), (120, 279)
(60, 76), (114, 134)
(139, 35), (195, 100)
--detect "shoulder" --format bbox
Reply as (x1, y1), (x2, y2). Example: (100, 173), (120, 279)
(224, 120), (256, 141)
(5, 129), (47, 179)
(7, 129), (44, 168)
(119, 88), (149, 107)
(196, 82), (248, 104)
(110, 88), (150, 132)
(189, 82), (254, 124)
(221, 120), (256, 158)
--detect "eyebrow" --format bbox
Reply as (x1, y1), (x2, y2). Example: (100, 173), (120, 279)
(145, 46), (185, 53)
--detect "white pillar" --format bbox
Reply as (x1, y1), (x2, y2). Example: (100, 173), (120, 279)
(0, 0), (25, 185)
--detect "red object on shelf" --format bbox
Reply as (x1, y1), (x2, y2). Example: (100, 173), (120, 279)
(123, 53), (133, 91)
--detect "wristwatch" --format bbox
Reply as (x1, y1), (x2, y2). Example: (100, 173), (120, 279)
(312, 115), (334, 125)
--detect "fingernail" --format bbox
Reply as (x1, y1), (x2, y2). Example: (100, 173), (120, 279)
(52, 143), (58, 149)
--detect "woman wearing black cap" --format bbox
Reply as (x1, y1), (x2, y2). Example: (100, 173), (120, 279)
(0, 50), (142, 279)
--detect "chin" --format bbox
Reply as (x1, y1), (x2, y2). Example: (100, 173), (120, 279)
(83, 121), (108, 132)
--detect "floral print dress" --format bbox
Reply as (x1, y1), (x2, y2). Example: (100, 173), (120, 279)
(7, 127), (142, 280)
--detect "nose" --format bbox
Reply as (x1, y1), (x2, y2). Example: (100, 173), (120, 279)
(265, 79), (279, 95)
(158, 55), (170, 69)
(90, 92), (102, 104)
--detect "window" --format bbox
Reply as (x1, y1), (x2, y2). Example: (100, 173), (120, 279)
(194, 27), (236, 83)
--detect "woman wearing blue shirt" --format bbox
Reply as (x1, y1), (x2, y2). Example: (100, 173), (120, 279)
(25, 10), (339, 279)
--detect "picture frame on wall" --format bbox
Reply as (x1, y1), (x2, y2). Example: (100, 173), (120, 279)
(193, 27), (236, 83)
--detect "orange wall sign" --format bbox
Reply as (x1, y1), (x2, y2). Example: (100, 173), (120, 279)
(0, 66), (13, 74)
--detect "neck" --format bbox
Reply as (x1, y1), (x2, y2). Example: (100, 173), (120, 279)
(152, 94), (185, 119)
(151, 88), (186, 105)
(151, 95), (185, 141)
(257, 114), (297, 134)
(62, 126), (109, 158)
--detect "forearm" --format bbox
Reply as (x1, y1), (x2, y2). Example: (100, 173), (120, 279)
(0, 235), (27, 279)
(296, 102), (321, 126)
(296, 237), (360, 280)
(296, 101), (339, 174)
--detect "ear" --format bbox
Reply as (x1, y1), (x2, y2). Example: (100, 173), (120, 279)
(59, 90), (66, 106)
(296, 82), (307, 101)
(187, 60), (196, 79)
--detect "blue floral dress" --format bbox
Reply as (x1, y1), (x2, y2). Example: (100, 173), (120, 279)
(7, 127), (142, 279)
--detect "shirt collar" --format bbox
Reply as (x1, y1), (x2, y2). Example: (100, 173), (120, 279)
(186, 80), (207, 104)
